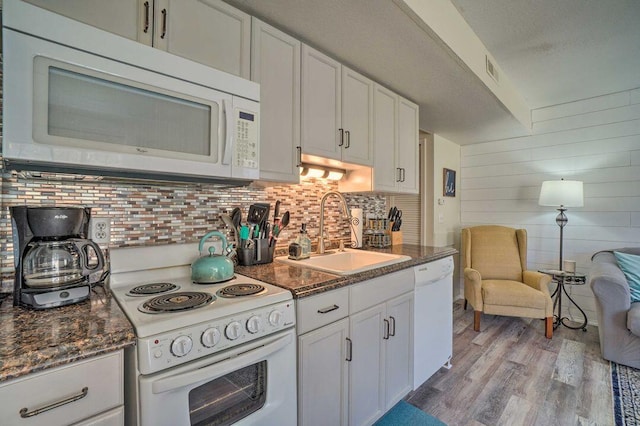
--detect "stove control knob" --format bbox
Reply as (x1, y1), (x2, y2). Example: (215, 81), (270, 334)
(246, 315), (262, 334)
(171, 335), (193, 357)
(225, 321), (242, 340)
(201, 327), (221, 348)
(268, 310), (283, 327)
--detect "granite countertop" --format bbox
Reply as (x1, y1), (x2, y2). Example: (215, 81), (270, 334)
(236, 244), (457, 298)
(0, 285), (135, 382)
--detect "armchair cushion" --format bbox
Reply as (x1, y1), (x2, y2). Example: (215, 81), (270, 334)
(614, 251), (640, 302)
(628, 303), (640, 337)
(482, 280), (548, 310)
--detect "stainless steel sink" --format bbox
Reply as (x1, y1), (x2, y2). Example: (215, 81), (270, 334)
(276, 249), (411, 275)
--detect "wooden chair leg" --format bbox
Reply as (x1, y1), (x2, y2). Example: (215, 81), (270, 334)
(545, 317), (553, 339)
(464, 299), (468, 310)
(474, 311), (481, 332)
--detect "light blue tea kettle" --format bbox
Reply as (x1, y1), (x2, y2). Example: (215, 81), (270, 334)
(191, 231), (234, 283)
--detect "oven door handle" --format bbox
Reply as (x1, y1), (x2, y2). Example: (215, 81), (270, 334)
(152, 332), (293, 394)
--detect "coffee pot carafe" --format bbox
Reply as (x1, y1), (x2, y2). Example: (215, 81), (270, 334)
(10, 206), (106, 309)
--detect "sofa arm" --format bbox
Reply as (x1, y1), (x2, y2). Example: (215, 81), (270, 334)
(589, 250), (640, 368)
(589, 251), (631, 312)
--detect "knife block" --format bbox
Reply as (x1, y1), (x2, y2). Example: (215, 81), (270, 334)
(391, 231), (403, 246)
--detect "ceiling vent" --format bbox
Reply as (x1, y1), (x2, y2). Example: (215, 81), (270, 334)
(485, 55), (499, 84)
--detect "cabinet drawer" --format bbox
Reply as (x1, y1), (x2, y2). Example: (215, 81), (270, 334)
(0, 351), (123, 426)
(297, 288), (350, 334)
(350, 268), (414, 313)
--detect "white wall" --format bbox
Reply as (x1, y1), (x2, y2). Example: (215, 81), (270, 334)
(460, 88), (640, 325)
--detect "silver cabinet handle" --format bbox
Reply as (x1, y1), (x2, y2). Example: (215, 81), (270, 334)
(346, 337), (352, 361)
(20, 387), (88, 418)
(296, 146), (302, 167)
(143, 1), (150, 33)
(317, 304), (339, 314)
(389, 316), (396, 337)
(383, 319), (390, 340)
(338, 128), (344, 147)
(345, 130), (350, 148)
(160, 8), (167, 39)
(397, 167), (402, 182)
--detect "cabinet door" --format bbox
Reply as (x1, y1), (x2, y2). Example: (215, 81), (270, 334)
(301, 45), (342, 161)
(252, 19), (301, 183)
(373, 84), (398, 192)
(23, 0), (148, 44)
(397, 97), (419, 194)
(155, 0), (251, 79)
(298, 318), (349, 426)
(349, 304), (385, 426)
(385, 292), (414, 408)
(341, 67), (373, 166)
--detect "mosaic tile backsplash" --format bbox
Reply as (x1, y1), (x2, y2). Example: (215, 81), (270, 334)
(0, 171), (386, 290)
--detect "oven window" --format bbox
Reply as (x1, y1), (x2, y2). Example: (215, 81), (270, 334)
(189, 360), (267, 426)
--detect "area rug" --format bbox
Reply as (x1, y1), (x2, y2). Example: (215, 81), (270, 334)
(374, 400), (447, 426)
(611, 362), (640, 425)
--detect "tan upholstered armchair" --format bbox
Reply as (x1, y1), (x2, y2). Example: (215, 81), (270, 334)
(462, 225), (554, 338)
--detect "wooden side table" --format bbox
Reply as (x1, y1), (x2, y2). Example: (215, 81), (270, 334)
(539, 269), (588, 331)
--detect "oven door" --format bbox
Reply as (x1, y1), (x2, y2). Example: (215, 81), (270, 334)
(138, 329), (296, 426)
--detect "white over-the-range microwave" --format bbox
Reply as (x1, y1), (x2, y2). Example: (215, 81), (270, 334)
(2, 1), (260, 183)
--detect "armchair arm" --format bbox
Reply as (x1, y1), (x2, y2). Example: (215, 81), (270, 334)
(464, 267), (483, 310)
(522, 270), (552, 296)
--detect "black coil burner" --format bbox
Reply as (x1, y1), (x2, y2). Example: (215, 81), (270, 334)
(138, 292), (214, 314)
(127, 282), (179, 296)
(217, 283), (265, 298)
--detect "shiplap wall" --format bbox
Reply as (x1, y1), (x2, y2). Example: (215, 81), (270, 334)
(460, 88), (640, 326)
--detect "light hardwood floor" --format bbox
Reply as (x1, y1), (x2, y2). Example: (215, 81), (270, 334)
(407, 300), (613, 426)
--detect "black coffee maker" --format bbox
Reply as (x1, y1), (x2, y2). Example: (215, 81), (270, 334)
(10, 206), (106, 309)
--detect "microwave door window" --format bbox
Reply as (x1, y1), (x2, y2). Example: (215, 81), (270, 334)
(45, 66), (217, 162)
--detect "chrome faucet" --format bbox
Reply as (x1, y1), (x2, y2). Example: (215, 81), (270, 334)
(318, 191), (351, 254)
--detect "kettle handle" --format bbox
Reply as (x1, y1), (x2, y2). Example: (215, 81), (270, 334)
(71, 239), (105, 277)
(199, 231), (228, 255)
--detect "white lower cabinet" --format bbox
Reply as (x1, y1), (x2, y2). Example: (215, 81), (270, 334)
(0, 350), (124, 426)
(298, 318), (350, 426)
(297, 268), (414, 426)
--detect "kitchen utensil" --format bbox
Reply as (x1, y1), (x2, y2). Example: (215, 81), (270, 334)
(220, 213), (236, 236)
(247, 203), (270, 239)
(269, 211), (290, 247)
(231, 207), (242, 235)
(239, 225), (251, 248)
(278, 211), (290, 233)
(191, 231), (235, 283)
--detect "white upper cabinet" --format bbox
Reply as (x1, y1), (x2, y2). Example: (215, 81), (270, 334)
(373, 84), (399, 192)
(301, 45), (343, 161)
(301, 45), (373, 167)
(341, 67), (374, 166)
(252, 18), (301, 183)
(371, 85), (419, 194)
(397, 97), (419, 194)
(24, 0), (251, 79)
(156, 0), (251, 79)
(23, 0), (145, 42)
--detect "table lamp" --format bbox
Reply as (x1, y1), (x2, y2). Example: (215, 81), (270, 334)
(538, 179), (584, 270)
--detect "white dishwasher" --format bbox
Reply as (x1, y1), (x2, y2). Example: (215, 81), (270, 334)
(413, 256), (454, 390)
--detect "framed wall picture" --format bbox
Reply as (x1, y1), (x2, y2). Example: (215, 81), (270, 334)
(443, 168), (456, 197)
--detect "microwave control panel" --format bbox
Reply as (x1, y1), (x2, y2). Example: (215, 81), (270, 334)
(234, 109), (258, 169)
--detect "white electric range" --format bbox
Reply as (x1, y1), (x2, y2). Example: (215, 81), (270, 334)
(109, 243), (297, 426)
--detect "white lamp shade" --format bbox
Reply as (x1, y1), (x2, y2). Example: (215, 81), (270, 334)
(538, 180), (584, 207)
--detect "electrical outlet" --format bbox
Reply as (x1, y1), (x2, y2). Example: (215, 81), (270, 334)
(90, 217), (111, 244)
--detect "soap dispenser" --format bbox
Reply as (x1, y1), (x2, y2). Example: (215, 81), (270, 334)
(296, 223), (311, 259)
